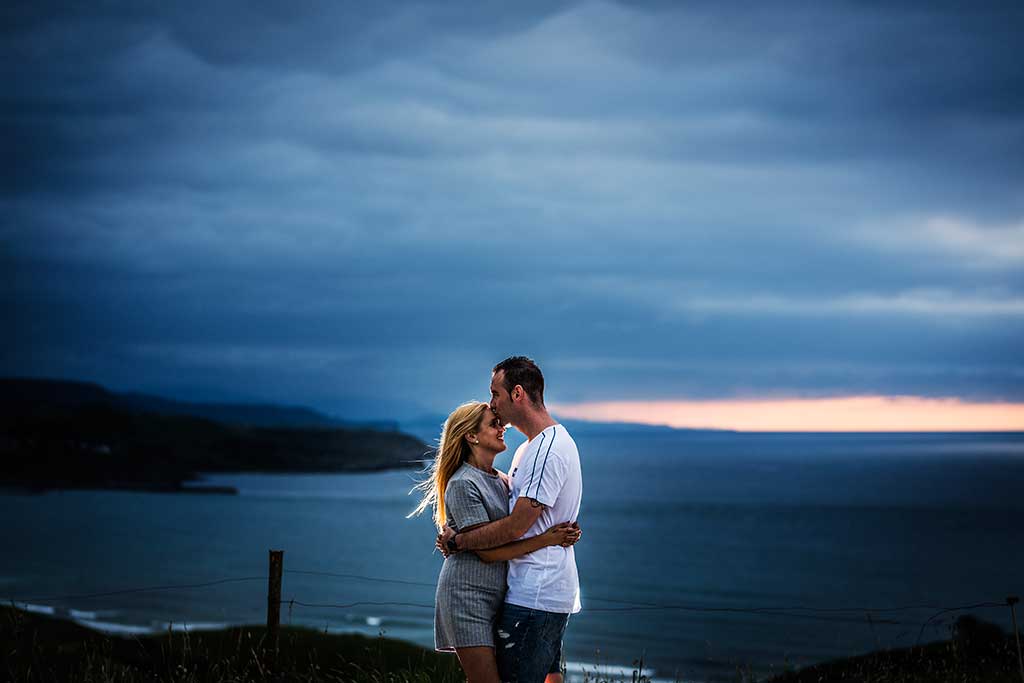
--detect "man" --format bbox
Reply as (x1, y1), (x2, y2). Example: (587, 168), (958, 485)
(439, 356), (583, 683)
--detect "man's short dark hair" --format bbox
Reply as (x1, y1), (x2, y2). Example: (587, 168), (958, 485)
(493, 356), (545, 406)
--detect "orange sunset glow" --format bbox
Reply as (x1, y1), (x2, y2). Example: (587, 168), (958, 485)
(552, 396), (1024, 432)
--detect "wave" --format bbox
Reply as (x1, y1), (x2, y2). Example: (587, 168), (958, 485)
(7, 601), (55, 615)
(3, 600), (120, 621)
(71, 619), (157, 636)
(67, 618), (233, 636)
(152, 620), (233, 633)
(69, 608), (111, 620)
(564, 659), (685, 683)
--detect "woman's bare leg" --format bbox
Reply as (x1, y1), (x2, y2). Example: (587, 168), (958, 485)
(454, 646), (500, 683)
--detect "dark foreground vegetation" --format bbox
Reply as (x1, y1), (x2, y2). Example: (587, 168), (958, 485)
(3, 606), (1021, 683)
(763, 614), (1021, 683)
(1, 605), (462, 683)
(0, 379), (428, 493)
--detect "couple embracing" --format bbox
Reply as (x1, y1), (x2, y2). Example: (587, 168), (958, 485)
(411, 356), (583, 683)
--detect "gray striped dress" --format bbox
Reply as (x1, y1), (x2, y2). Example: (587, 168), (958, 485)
(434, 462), (510, 651)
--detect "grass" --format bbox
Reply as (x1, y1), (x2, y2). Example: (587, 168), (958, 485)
(1, 605), (462, 682)
(762, 615), (1023, 683)
(3, 605), (1021, 682)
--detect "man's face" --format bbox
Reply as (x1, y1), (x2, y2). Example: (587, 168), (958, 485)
(489, 370), (514, 425)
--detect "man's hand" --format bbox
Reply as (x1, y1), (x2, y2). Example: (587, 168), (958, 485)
(541, 522), (582, 547)
(436, 525), (456, 557)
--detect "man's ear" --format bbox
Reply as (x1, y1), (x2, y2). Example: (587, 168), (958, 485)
(511, 385), (523, 402)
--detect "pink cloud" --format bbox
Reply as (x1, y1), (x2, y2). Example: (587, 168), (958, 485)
(552, 396), (1024, 432)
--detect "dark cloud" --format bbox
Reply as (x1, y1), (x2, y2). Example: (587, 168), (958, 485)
(2, 0), (1022, 415)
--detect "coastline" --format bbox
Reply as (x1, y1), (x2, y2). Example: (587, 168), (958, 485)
(0, 377), (430, 495)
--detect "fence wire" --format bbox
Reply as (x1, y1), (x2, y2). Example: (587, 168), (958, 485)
(5, 564), (1015, 649)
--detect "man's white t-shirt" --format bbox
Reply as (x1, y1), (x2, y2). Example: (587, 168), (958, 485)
(505, 423), (582, 614)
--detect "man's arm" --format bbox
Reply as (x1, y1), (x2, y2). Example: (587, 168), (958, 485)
(474, 522), (580, 563)
(453, 497), (545, 551)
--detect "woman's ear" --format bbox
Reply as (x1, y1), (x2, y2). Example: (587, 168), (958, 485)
(465, 432), (480, 446)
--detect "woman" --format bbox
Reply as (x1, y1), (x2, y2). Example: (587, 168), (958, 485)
(410, 401), (581, 683)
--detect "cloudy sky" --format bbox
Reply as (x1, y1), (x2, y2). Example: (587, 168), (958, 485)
(4, 1), (1023, 428)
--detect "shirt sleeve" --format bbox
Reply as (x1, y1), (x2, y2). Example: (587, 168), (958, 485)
(444, 478), (489, 531)
(518, 442), (568, 509)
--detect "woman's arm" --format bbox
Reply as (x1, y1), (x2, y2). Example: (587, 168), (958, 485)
(473, 523), (581, 564)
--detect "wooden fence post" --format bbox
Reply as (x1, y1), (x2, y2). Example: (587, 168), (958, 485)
(267, 550), (283, 672)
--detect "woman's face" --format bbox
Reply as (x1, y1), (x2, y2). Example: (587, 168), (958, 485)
(473, 409), (506, 454)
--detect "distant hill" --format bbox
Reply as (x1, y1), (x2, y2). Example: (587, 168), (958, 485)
(557, 418), (731, 435)
(1, 378), (114, 409)
(0, 378), (428, 494)
(0, 378), (397, 431)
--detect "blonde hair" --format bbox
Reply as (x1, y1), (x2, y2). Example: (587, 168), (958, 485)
(408, 401), (490, 531)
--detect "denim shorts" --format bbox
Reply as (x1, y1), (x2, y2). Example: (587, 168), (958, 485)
(495, 602), (569, 682)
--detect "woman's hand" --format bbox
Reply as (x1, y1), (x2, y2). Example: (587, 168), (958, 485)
(436, 525), (456, 557)
(543, 521), (582, 548)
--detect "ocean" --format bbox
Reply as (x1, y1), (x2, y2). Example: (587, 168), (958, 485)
(3, 431), (1023, 681)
